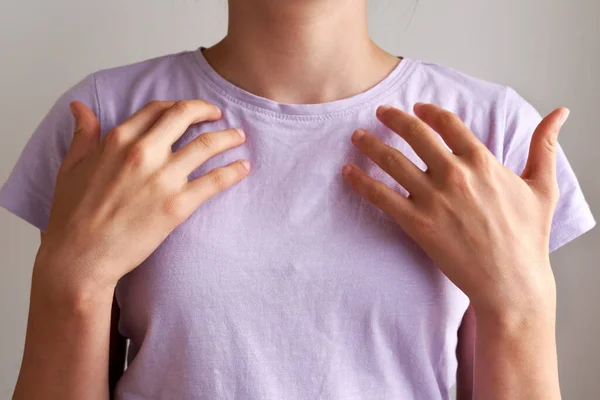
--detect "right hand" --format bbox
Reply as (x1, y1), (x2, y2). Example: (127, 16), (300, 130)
(35, 100), (250, 299)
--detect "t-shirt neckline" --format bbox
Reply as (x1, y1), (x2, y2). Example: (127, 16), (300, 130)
(190, 46), (416, 121)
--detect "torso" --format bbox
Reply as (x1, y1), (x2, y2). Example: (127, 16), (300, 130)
(89, 47), (510, 399)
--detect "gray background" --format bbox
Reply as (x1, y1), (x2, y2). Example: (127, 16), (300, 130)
(0, 0), (598, 398)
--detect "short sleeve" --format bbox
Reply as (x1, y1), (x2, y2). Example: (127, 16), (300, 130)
(502, 87), (596, 253)
(0, 73), (100, 232)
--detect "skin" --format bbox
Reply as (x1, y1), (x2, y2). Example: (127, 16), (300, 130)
(16, 100), (250, 400)
(13, 0), (566, 399)
(343, 103), (567, 400)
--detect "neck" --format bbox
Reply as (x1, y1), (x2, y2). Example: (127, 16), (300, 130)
(202, 0), (400, 104)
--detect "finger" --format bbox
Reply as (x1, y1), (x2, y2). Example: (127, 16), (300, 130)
(341, 163), (414, 225)
(62, 101), (101, 170)
(413, 103), (486, 157)
(376, 105), (453, 171)
(182, 159), (250, 210)
(350, 128), (429, 197)
(102, 101), (177, 147)
(170, 128), (246, 174)
(145, 100), (223, 147)
(521, 107), (569, 193)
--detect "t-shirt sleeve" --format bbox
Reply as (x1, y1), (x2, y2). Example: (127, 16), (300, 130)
(501, 86), (596, 253)
(0, 73), (100, 232)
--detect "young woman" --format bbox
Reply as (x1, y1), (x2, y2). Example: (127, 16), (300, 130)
(1, 0), (595, 399)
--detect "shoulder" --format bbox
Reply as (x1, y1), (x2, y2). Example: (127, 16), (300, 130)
(406, 58), (541, 155)
(60, 48), (205, 134)
(92, 49), (198, 91)
(62, 49), (194, 100)
(412, 58), (540, 119)
(410, 58), (512, 110)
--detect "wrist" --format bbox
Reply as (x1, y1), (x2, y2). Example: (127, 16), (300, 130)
(32, 250), (117, 315)
(472, 278), (556, 340)
(472, 290), (561, 400)
(471, 260), (556, 326)
(474, 303), (556, 340)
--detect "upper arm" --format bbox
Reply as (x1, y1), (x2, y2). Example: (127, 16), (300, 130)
(0, 73), (99, 232)
(456, 305), (476, 400)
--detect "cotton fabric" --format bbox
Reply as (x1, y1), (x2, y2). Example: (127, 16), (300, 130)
(0, 47), (595, 399)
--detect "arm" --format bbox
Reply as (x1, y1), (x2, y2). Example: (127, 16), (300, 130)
(456, 301), (559, 400)
(343, 104), (572, 399)
(472, 299), (560, 400)
(11, 99), (248, 399)
(13, 247), (114, 399)
(25, 233), (128, 399)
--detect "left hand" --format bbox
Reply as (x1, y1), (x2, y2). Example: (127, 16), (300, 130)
(342, 103), (570, 319)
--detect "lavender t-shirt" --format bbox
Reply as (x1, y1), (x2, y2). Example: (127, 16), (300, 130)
(0, 47), (596, 399)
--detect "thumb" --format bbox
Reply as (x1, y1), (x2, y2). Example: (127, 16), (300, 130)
(521, 107), (570, 194)
(62, 101), (101, 171)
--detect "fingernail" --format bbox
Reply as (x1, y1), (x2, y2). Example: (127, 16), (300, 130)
(414, 102), (426, 111)
(352, 129), (366, 141)
(235, 128), (245, 139)
(70, 103), (82, 133)
(69, 103), (79, 119)
(241, 160), (251, 171)
(342, 165), (352, 177)
(558, 108), (570, 127)
(376, 105), (393, 117)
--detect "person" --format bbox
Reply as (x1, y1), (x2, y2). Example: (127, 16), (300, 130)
(0, 0), (596, 399)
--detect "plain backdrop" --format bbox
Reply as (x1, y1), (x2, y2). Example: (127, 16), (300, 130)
(0, 0), (598, 398)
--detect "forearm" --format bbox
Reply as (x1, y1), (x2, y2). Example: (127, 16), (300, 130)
(472, 295), (561, 400)
(13, 261), (115, 400)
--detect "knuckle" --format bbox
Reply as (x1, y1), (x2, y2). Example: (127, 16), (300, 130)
(101, 126), (126, 152)
(171, 100), (191, 116)
(445, 164), (470, 188)
(381, 151), (404, 170)
(162, 194), (187, 220)
(193, 133), (216, 151)
(209, 169), (228, 191)
(469, 147), (493, 170)
(73, 125), (85, 136)
(543, 136), (557, 154)
(125, 141), (151, 167)
(435, 111), (458, 127)
(367, 182), (388, 205)
(405, 121), (423, 138)
(103, 127), (127, 150)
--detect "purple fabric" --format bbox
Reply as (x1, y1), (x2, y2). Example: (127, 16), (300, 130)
(0, 47), (595, 399)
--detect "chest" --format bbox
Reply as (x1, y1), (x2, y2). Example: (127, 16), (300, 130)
(114, 119), (469, 364)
